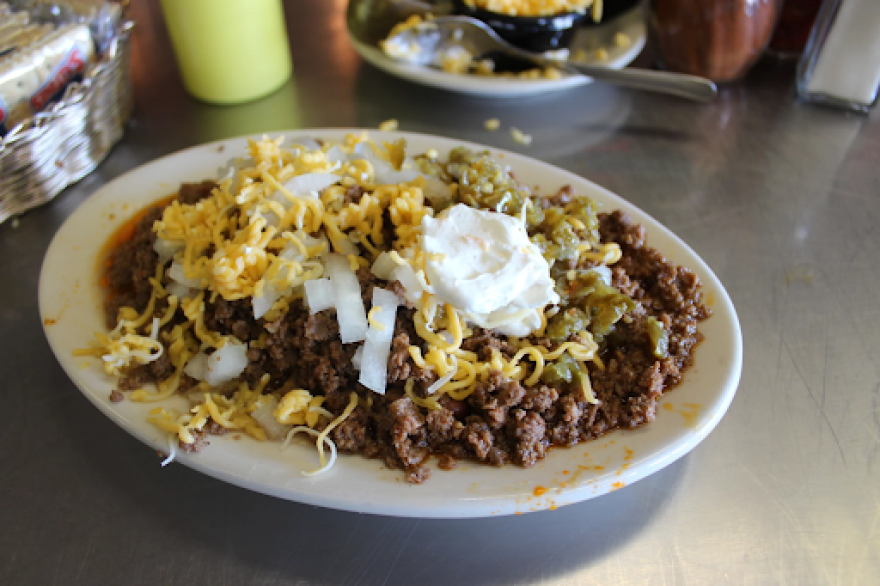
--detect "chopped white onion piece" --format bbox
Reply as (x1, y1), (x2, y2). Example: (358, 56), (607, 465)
(279, 231), (328, 261)
(332, 235), (359, 256)
(183, 352), (209, 381)
(250, 397), (292, 441)
(154, 238), (184, 265)
(349, 144), (397, 184)
(376, 167), (422, 186)
(169, 261), (201, 288)
(587, 265), (612, 286)
(324, 145), (347, 164)
(370, 251), (398, 280)
(427, 354), (458, 395)
(422, 176), (452, 208)
(391, 263), (426, 303)
(252, 282), (284, 319)
(217, 156), (253, 192)
(324, 254), (368, 343)
(304, 278), (336, 314)
(203, 342), (249, 387)
(277, 243), (303, 263)
(351, 141), (377, 158)
(282, 172), (339, 196)
(358, 288), (398, 394)
(351, 344), (364, 370)
(166, 282), (195, 300)
(293, 137), (322, 152)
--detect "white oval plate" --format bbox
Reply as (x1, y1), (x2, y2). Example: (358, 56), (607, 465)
(40, 129), (742, 518)
(349, 10), (646, 98)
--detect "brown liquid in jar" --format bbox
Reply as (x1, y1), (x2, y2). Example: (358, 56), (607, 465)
(648, 0), (780, 83)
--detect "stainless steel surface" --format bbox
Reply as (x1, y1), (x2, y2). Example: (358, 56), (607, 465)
(384, 15), (717, 102)
(1, 1), (878, 584)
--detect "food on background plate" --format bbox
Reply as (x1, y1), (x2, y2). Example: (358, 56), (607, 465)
(461, 0), (600, 19)
(78, 133), (710, 483)
(379, 12), (627, 81)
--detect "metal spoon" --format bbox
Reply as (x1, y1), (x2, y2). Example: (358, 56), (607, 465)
(383, 15), (718, 103)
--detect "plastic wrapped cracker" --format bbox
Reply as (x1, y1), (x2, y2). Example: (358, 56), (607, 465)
(0, 23), (54, 56)
(0, 23), (93, 133)
(0, 8), (29, 28)
(10, 0), (122, 53)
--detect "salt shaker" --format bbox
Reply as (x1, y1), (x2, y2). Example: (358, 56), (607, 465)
(797, 0), (880, 113)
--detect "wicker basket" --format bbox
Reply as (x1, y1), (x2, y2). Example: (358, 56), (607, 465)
(0, 20), (134, 224)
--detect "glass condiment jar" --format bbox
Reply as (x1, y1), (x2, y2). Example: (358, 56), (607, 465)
(768, 0), (824, 57)
(647, 0), (780, 83)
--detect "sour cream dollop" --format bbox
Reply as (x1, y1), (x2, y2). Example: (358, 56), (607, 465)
(422, 204), (559, 336)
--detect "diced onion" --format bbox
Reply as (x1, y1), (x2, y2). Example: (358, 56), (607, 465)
(169, 261), (201, 288)
(324, 145), (347, 164)
(392, 263), (427, 303)
(358, 288), (398, 394)
(352, 344), (364, 370)
(250, 397), (292, 440)
(376, 166), (421, 186)
(332, 236), (359, 256)
(153, 238), (183, 265)
(293, 137), (322, 152)
(282, 172), (340, 196)
(183, 352), (208, 381)
(422, 176), (452, 209)
(217, 156), (253, 192)
(588, 265), (612, 286)
(324, 254), (368, 343)
(252, 282), (284, 319)
(304, 278), (336, 314)
(370, 251), (398, 280)
(349, 142), (424, 186)
(202, 343), (249, 386)
(166, 282), (195, 300)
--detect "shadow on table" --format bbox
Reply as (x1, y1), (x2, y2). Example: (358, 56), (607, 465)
(348, 64), (638, 163)
(57, 387), (688, 586)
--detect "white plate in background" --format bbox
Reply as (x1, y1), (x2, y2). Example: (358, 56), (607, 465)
(349, 9), (646, 97)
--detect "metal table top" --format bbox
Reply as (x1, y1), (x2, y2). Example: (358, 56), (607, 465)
(1, 2), (878, 584)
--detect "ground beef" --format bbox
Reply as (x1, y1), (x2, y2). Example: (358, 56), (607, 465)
(179, 429), (210, 453)
(108, 198), (709, 483)
(103, 206), (163, 329)
(177, 180), (217, 205)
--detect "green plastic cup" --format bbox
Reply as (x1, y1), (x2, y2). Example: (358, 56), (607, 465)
(160, 0), (293, 105)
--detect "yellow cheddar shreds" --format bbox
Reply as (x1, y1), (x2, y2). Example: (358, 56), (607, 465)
(379, 119), (399, 132)
(463, 0), (595, 17)
(275, 389), (313, 425)
(484, 118), (501, 131)
(511, 127), (533, 145)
